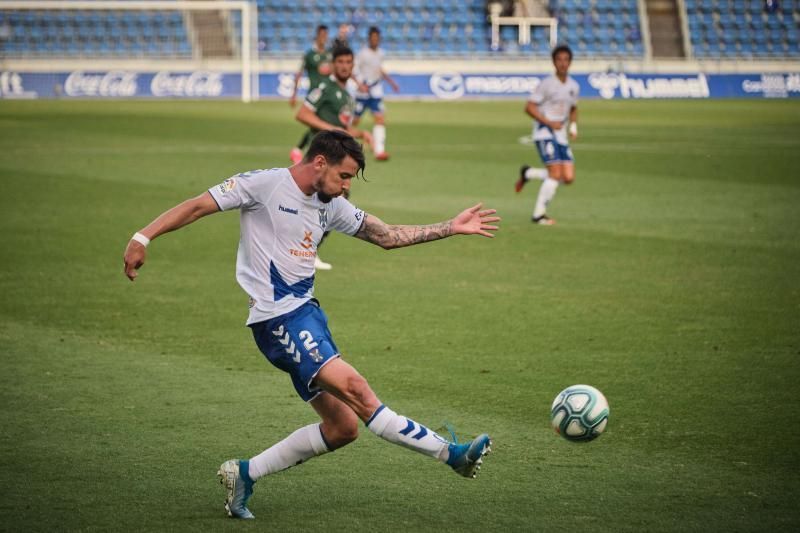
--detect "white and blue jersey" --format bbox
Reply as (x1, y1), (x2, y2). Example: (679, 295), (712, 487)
(529, 74), (579, 162)
(208, 168), (364, 326)
(354, 46), (386, 116)
(209, 168), (365, 401)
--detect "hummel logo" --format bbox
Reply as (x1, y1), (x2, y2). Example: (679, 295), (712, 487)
(279, 205), (299, 215)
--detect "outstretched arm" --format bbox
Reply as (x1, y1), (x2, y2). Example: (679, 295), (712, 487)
(354, 203), (500, 250)
(123, 191), (219, 281)
(296, 105), (372, 147)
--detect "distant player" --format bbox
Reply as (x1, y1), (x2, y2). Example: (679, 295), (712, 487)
(353, 26), (399, 161)
(295, 45), (372, 270)
(332, 23), (351, 50)
(295, 45), (372, 157)
(289, 25), (333, 164)
(515, 44), (579, 225)
(122, 130), (499, 521)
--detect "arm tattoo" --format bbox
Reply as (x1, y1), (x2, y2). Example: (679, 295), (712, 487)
(355, 214), (453, 250)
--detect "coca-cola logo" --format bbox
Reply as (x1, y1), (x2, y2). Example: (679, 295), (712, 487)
(65, 71), (138, 97)
(151, 71), (224, 97)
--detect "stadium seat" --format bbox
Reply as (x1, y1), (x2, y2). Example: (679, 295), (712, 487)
(685, 0), (799, 58)
(9, 0), (796, 60)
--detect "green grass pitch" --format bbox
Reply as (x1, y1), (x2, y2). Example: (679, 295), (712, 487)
(1, 98), (798, 532)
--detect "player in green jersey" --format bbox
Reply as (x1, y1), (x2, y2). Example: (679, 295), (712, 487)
(296, 45), (373, 270)
(296, 46), (371, 144)
(289, 25), (333, 164)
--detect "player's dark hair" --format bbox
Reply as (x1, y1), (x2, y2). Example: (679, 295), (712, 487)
(368, 26), (380, 36)
(316, 24), (328, 35)
(304, 130), (366, 178)
(551, 44), (573, 61)
(332, 44), (354, 59)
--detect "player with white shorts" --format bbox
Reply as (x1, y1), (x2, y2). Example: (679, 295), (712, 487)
(353, 26), (399, 161)
(515, 45), (580, 225)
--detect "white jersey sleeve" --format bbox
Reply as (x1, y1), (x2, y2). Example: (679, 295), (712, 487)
(208, 169), (279, 211)
(326, 196), (365, 235)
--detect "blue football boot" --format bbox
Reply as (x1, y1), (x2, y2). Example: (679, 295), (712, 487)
(446, 433), (492, 479)
(217, 459), (255, 519)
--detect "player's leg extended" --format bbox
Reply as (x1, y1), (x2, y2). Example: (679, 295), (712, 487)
(531, 140), (563, 225)
(218, 303), (342, 519)
(313, 358), (492, 477)
(218, 398), (348, 520)
(515, 166), (549, 192)
(532, 163), (562, 225)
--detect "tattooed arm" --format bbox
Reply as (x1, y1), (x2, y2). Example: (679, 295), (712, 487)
(355, 203), (500, 250)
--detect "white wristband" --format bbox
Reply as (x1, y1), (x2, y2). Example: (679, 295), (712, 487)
(569, 122), (578, 136)
(132, 232), (150, 247)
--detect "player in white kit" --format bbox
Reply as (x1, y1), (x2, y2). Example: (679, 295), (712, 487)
(122, 131), (499, 520)
(353, 27), (399, 161)
(515, 45), (579, 225)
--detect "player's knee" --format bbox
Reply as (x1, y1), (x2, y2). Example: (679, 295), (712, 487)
(327, 419), (360, 448)
(338, 419), (360, 444)
(563, 175), (575, 185)
(547, 169), (562, 180)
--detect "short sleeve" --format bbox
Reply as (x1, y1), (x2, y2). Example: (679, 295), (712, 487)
(304, 82), (325, 111)
(208, 169), (277, 211)
(327, 196), (365, 236)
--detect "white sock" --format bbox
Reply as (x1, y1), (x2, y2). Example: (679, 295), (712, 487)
(366, 404), (449, 461)
(533, 178), (559, 218)
(524, 167), (549, 182)
(248, 423), (330, 481)
(373, 124), (386, 154)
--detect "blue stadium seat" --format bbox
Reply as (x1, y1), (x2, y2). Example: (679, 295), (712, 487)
(15, 0), (795, 60)
(684, 0), (798, 59)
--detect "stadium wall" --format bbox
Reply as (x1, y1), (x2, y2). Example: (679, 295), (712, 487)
(2, 59), (799, 100)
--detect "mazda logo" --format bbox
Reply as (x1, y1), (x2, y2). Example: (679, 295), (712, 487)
(430, 72), (464, 100)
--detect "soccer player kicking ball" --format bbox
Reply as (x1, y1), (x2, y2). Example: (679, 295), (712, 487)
(515, 45), (579, 225)
(122, 131), (499, 520)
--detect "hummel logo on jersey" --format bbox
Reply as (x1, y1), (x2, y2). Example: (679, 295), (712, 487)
(279, 205), (299, 215)
(318, 208), (328, 229)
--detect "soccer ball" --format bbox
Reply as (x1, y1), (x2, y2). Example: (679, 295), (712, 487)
(550, 384), (609, 442)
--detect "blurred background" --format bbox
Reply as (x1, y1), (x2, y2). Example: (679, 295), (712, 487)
(1, 0), (798, 101)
